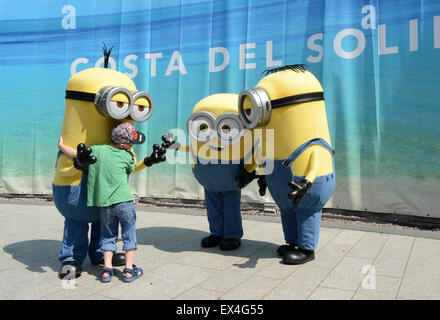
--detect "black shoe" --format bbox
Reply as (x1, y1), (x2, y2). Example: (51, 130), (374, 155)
(92, 252), (126, 267)
(58, 260), (82, 279)
(282, 248), (315, 265)
(112, 252), (126, 266)
(220, 238), (241, 251)
(201, 235), (223, 248)
(277, 244), (297, 257)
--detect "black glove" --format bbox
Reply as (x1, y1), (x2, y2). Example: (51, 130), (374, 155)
(162, 131), (181, 150)
(144, 143), (166, 167)
(257, 176), (267, 196)
(235, 165), (257, 188)
(288, 179), (312, 206)
(161, 133), (181, 150)
(73, 143), (97, 174)
(144, 134), (180, 167)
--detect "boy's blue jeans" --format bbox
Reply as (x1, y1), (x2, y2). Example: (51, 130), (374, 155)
(100, 201), (137, 252)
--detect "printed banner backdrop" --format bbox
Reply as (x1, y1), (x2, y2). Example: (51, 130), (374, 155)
(0, 0), (439, 218)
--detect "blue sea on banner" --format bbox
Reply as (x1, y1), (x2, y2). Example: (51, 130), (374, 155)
(0, 0), (439, 187)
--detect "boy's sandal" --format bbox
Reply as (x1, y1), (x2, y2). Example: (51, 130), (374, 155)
(122, 265), (143, 283)
(100, 267), (114, 283)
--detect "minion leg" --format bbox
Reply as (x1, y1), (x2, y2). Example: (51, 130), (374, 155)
(58, 218), (91, 265)
(290, 172), (335, 250)
(205, 189), (225, 237)
(279, 206), (298, 245)
(88, 221), (104, 264)
(204, 189), (243, 239)
(295, 207), (322, 250)
(222, 190), (243, 239)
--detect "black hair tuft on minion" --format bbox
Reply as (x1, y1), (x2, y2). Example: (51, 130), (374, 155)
(102, 43), (115, 69)
(262, 64), (308, 76)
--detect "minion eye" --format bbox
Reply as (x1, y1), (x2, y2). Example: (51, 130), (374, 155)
(108, 100), (130, 119)
(221, 124), (231, 133)
(238, 88), (271, 129)
(130, 103), (150, 122)
(95, 86), (132, 120)
(190, 117), (213, 142)
(187, 111), (216, 143)
(130, 91), (154, 122)
(215, 113), (244, 145)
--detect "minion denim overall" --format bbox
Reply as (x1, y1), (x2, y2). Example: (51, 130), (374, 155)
(265, 138), (335, 250)
(192, 160), (243, 239)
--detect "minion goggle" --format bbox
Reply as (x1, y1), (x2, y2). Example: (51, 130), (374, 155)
(65, 86), (154, 122)
(238, 88), (324, 129)
(187, 111), (244, 145)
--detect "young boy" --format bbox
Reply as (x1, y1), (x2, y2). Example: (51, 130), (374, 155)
(58, 122), (144, 283)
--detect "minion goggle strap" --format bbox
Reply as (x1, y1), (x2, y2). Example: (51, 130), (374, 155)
(238, 87), (324, 129)
(65, 86), (154, 122)
(187, 110), (244, 145)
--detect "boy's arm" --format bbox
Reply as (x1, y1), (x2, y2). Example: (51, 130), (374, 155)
(128, 147), (137, 166)
(127, 147), (137, 173)
(58, 136), (77, 159)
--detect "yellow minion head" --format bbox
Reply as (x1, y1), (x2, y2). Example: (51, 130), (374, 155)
(238, 65), (331, 160)
(55, 52), (154, 186)
(62, 67), (153, 148)
(187, 93), (256, 163)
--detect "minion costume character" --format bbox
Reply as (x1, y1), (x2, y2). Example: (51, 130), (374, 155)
(180, 93), (261, 250)
(53, 46), (169, 279)
(238, 65), (335, 265)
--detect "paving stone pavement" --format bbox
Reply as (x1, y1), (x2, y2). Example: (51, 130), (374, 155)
(0, 201), (439, 300)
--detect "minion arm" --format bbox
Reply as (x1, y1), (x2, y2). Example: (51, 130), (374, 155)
(133, 160), (147, 173)
(303, 149), (319, 183)
(243, 162), (257, 174)
(56, 155), (82, 177)
(135, 135), (177, 172)
(178, 145), (190, 152)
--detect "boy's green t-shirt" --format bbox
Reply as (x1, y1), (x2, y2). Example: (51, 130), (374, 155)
(87, 145), (135, 207)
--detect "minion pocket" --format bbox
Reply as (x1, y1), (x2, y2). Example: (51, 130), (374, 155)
(301, 173), (335, 210)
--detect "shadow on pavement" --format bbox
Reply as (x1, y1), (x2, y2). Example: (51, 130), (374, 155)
(136, 226), (279, 269)
(3, 239), (61, 273)
(3, 239), (102, 280)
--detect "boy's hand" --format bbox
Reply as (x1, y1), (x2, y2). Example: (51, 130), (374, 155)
(128, 147), (136, 157)
(73, 143), (97, 172)
(58, 136), (64, 149)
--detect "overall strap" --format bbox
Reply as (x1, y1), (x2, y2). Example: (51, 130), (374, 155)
(55, 150), (75, 168)
(282, 138), (334, 168)
(55, 150), (63, 168)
